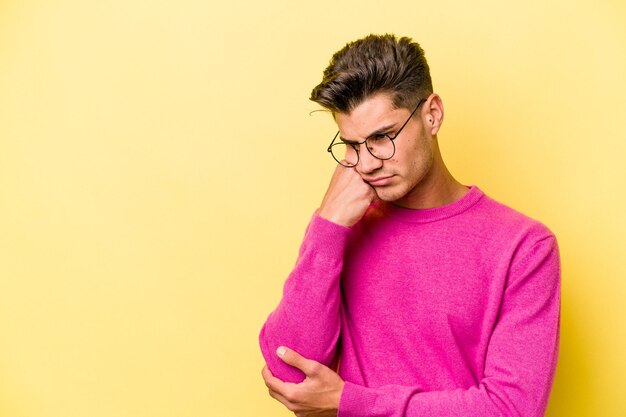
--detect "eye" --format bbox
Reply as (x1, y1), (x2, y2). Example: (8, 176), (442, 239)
(370, 133), (390, 143)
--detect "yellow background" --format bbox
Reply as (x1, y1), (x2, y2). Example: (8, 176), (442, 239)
(1, 0), (625, 416)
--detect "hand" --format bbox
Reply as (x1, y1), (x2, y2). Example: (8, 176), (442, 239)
(318, 163), (376, 227)
(262, 346), (345, 417)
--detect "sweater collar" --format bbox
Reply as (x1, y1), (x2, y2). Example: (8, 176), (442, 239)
(380, 185), (484, 223)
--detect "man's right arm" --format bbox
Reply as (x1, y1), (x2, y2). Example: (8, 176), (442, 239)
(259, 165), (375, 383)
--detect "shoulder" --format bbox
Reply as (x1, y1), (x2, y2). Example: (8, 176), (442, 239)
(474, 191), (560, 280)
(470, 190), (556, 244)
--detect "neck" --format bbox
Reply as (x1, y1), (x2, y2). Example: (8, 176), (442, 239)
(394, 140), (468, 209)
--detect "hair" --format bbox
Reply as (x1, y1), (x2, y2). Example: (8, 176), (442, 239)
(310, 34), (433, 114)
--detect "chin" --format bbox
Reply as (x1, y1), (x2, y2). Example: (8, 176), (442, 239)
(374, 186), (407, 203)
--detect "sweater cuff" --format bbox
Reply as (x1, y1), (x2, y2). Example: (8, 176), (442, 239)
(338, 381), (378, 417)
(302, 214), (352, 256)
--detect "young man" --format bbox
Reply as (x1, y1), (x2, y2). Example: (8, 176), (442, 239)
(259, 34), (560, 417)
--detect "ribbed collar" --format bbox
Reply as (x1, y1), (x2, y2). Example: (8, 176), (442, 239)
(381, 185), (484, 224)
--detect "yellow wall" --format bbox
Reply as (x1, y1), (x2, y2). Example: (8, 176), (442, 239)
(1, 1), (624, 416)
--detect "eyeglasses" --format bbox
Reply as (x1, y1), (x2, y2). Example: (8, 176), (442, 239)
(327, 98), (426, 167)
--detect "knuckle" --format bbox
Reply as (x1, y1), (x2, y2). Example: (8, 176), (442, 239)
(283, 388), (299, 403)
(281, 388), (293, 402)
(308, 361), (322, 375)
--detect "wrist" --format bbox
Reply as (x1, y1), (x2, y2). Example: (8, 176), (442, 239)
(317, 207), (356, 228)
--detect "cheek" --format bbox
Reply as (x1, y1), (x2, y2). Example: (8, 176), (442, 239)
(388, 143), (412, 165)
(388, 144), (417, 170)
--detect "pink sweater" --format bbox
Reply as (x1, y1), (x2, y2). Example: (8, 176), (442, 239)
(259, 185), (560, 416)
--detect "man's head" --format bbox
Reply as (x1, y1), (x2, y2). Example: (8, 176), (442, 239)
(310, 34), (453, 208)
(310, 34), (433, 114)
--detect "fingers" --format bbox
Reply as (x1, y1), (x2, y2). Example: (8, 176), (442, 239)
(262, 358), (344, 414)
(262, 365), (286, 393)
(262, 364), (302, 413)
(267, 387), (295, 410)
(318, 164), (376, 227)
(276, 346), (319, 376)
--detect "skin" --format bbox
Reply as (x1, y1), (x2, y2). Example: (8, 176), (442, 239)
(262, 92), (469, 415)
(262, 347), (344, 417)
(318, 92), (468, 226)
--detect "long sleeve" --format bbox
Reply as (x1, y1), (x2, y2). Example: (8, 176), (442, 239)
(338, 235), (561, 417)
(259, 214), (351, 383)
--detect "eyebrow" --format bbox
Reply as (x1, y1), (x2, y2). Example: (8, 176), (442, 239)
(339, 123), (398, 143)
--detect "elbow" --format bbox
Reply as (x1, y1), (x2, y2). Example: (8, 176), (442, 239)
(259, 322), (307, 383)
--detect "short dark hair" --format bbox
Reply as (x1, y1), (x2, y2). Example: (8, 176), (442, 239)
(310, 34), (433, 114)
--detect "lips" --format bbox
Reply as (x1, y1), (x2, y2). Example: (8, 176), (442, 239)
(364, 175), (394, 186)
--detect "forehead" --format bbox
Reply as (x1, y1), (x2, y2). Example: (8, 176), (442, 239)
(335, 94), (408, 140)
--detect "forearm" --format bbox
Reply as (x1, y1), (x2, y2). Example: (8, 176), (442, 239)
(339, 377), (555, 417)
(259, 214), (350, 383)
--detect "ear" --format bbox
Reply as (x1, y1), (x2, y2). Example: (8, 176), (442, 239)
(423, 93), (444, 136)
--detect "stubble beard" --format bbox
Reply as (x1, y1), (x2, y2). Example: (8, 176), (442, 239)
(370, 181), (406, 203)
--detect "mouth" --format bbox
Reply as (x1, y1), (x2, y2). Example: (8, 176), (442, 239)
(364, 175), (394, 186)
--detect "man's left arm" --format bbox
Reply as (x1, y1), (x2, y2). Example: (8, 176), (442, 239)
(262, 234), (561, 417)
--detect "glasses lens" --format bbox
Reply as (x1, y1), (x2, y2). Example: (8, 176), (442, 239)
(367, 136), (395, 160)
(330, 142), (358, 167)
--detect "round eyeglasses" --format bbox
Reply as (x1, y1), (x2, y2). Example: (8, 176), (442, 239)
(327, 98), (426, 167)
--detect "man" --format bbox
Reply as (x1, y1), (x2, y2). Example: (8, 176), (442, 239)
(259, 34), (560, 417)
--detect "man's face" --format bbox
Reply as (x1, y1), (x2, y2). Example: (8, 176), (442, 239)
(335, 93), (435, 206)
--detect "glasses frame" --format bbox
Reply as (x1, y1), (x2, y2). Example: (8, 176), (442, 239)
(327, 97), (426, 167)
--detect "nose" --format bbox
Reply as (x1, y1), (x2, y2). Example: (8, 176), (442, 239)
(356, 144), (384, 174)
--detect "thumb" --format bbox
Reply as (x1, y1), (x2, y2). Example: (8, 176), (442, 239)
(276, 346), (316, 375)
